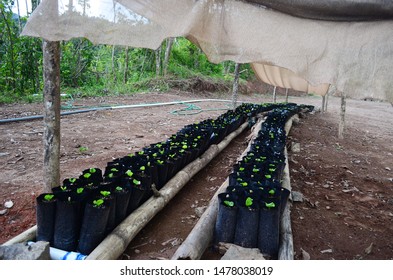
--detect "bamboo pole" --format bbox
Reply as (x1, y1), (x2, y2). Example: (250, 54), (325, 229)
(86, 122), (249, 260)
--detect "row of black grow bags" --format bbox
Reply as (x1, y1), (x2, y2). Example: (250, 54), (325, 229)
(214, 103), (314, 259)
(35, 102), (294, 255)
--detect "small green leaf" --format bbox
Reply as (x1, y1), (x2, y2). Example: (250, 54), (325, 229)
(44, 194), (55, 201)
(240, 182), (248, 187)
(110, 168), (119, 172)
(245, 197), (253, 207)
(89, 168), (96, 173)
(108, 173), (114, 178)
(265, 174), (272, 179)
(269, 168), (276, 172)
(269, 189), (275, 195)
(223, 200), (234, 207)
(93, 199), (104, 207)
(140, 166), (146, 171)
(265, 202), (276, 209)
(83, 172), (91, 179)
(60, 186), (67, 191)
(133, 179), (141, 185)
(239, 167), (245, 171)
(115, 186), (123, 191)
(69, 178), (76, 183)
(157, 160), (164, 165)
(138, 151), (144, 155)
(76, 188), (84, 194)
(253, 168), (259, 173)
(125, 170), (133, 177)
(100, 191), (111, 197)
(182, 144), (188, 149)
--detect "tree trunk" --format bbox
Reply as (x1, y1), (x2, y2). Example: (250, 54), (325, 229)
(155, 45), (162, 77)
(15, 0), (22, 31)
(111, 45), (117, 82)
(124, 46), (129, 84)
(163, 37), (174, 76)
(232, 63), (240, 109)
(42, 40), (61, 193)
(338, 93), (346, 139)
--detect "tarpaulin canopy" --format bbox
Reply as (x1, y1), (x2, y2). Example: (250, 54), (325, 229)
(21, 0), (393, 102)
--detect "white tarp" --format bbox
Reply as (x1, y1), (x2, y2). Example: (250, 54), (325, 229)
(21, 0), (393, 102)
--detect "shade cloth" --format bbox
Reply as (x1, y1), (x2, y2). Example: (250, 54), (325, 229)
(21, 0), (393, 102)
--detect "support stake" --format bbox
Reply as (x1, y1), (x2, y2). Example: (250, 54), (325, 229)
(43, 40), (61, 193)
(338, 93), (346, 139)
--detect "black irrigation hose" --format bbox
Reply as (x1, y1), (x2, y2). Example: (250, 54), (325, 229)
(0, 108), (110, 124)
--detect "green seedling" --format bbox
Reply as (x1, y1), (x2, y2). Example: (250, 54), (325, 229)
(240, 182), (248, 187)
(157, 160), (164, 165)
(182, 144), (188, 149)
(89, 168), (96, 173)
(110, 168), (119, 172)
(93, 199), (104, 207)
(76, 188), (84, 194)
(79, 146), (88, 153)
(44, 194), (55, 201)
(265, 202), (276, 209)
(140, 166), (146, 171)
(223, 200), (234, 207)
(265, 174), (272, 179)
(115, 186), (123, 191)
(83, 172), (91, 179)
(108, 173), (114, 178)
(125, 170), (134, 177)
(68, 178), (77, 183)
(133, 179), (141, 185)
(245, 197), (253, 207)
(100, 191), (111, 197)
(60, 186), (67, 191)
(239, 167), (245, 172)
(253, 168), (259, 173)
(269, 189), (275, 195)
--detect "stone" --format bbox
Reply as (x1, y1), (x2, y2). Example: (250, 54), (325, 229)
(0, 241), (50, 260)
(291, 142), (301, 153)
(291, 191), (304, 202)
(195, 206), (207, 217)
(220, 244), (265, 260)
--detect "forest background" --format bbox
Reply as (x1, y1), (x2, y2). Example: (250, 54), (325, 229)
(0, 0), (257, 105)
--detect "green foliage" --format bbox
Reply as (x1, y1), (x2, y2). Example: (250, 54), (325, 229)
(0, 4), (255, 104)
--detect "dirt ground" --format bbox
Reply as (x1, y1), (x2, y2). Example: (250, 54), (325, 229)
(1, 89), (392, 260)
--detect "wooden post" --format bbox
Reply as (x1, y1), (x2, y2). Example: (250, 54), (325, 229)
(273, 86), (277, 103)
(338, 93), (346, 139)
(43, 40), (61, 193)
(325, 92), (329, 111)
(232, 63), (240, 109)
(285, 88), (289, 103)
